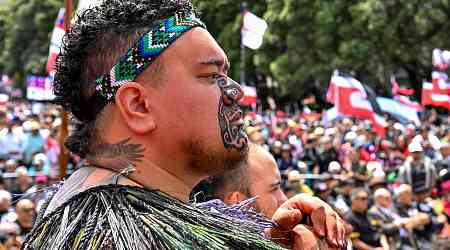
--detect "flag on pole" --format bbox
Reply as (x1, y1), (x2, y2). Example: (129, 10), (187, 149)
(46, 8), (65, 75)
(241, 11), (268, 50)
(376, 97), (420, 126)
(422, 81), (450, 109)
(391, 76), (414, 96)
(327, 74), (386, 136)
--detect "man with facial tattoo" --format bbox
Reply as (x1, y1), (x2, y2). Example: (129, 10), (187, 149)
(23, 1), (345, 249)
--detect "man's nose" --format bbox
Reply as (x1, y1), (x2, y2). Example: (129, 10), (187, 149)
(222, 77), (244, 105)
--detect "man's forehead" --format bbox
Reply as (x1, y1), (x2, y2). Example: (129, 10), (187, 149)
(167, 28), (229, 67)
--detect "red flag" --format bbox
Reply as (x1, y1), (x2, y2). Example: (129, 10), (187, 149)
(391, 76), (414, 96)
(327, 75), (386, 136)
(393, 95), (422, 112)
(422, 81), (450, 109)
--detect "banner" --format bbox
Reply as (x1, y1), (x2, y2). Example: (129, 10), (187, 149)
(241, 11), (268, 50)
(26, 75), (55, 101)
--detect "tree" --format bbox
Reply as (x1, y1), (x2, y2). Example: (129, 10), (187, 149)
(258, 0), (450, 98)
(1, 0), (62, 89)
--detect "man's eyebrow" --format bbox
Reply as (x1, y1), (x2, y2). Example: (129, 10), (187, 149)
(271, 181), (281, 188)
(199, 57), (230, 72)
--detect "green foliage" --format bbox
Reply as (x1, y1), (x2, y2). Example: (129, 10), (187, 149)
(195, 0), (450, 98)
(1, 0), (450, 98)
(1, 0), (62, 88)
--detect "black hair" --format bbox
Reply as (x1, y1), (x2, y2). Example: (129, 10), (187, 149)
(54, 0), (194, 157)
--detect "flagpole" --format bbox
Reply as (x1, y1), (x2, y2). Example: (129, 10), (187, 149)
(240, 2), (247, 85)
(59, 0), (73, 180)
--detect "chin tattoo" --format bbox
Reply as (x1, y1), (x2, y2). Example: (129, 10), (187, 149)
(215, 75), (249, 152)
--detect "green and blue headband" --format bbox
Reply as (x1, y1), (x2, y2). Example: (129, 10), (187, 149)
(94, 11), (205, 101)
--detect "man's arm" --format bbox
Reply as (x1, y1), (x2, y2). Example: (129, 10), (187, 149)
(367, 210), (399, 237)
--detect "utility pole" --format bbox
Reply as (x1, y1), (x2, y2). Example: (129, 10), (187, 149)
(58, 0), (73, 180)
(240, 2), (247, 85)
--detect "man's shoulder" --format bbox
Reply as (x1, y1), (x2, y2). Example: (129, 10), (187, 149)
(24, 185), (285, 250)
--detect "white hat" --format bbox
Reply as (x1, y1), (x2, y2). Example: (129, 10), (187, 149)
(344, 131), (357, 142)
(328, 161), (341, 173)
(288, 170), (301, 182)
(408, 142), (423, 153)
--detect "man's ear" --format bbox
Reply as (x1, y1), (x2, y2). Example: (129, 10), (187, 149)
(115, 82), (156, 134)
(223, 191), (247, 206)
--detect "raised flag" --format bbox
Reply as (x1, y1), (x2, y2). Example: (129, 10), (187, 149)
(391, 76), (414, 96)
(46, 9), (65, 75)
(393, 95), (422, 112)
(376, 97), (420, 126)
(327, 74), (386, 136)
(433, 48), (450, 71)
(422, 81), (450, 109)
(241, 11), (268, 50)
(431, 71), (450, 94)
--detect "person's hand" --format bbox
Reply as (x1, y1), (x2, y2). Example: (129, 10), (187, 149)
(418, 213), (430, 225)
(267, 193), (346, 249)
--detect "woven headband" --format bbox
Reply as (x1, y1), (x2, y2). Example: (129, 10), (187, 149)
(94, 11), (205, 101)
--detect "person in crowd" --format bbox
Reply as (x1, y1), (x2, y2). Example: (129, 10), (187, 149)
(207, 144), (287, 218)
(412, 183), (446, 248)
(394, 184), (431, 249)
(12, 199), (35, 240)
(333, 178), (354, 215)
(0, 122), (24, 161)
(316, 136), (339, 174)
(412, 126), (441, 158)
(346, 188), (385, 250)
(298, 133), (318, 173)
(347, 146), (370, 188)
(22, 121), (44, 165)
(9, 167), (31, 203)
(435, 142), (450, 172)
(25, 174), (48, 211)
(367, 188), (402, 249)
(286, 169), (314, 196)
(276, 143), (298, 175)
(399, 142), (437, 192)
(3, 160), (17, 190)
(0, 190), (15, 224)
(0, 222), (21, 250)
(270, 140), (283, 163)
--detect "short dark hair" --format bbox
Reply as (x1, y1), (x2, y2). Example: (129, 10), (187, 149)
(350, 188), (367, 201)
(54, 0), (195, 157)
(210, 163), (250, 200)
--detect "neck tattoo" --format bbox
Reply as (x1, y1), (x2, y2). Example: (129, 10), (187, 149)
(86, 138), (145, 172)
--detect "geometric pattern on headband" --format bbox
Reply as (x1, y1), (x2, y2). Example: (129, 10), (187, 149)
(95, 11), (206, 101)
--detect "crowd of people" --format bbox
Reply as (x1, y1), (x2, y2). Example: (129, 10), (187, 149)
(0, 98), (449, 249)
(0, 101), (75, 249)
(242, 109), (450, 249)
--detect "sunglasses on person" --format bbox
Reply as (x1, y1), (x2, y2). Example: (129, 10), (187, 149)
(355, 196), (368, 201)
(20, 207), (34, 213)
